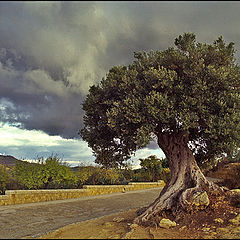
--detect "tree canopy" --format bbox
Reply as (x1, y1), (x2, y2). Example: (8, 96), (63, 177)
(80, 32), (240, 167)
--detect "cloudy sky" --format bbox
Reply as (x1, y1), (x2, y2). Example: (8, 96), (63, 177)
(0, 1), (240, 167)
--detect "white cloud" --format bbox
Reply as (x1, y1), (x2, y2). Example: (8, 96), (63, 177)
(0, 122), (95, 166)
(1, 1), (238, 167)
(0, 123), (62, 147)
(0, 122), (165, 168)
(130, 147), (166, 169)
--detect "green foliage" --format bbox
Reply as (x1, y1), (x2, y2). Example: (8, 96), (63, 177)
(76, 165), (124, 186)
(76, 166), (95, 186)
(139, 155), (163, 181)
(14, 162), (46, 189)
(161, 157), (169, 168)
(41, 156), (78, 189)
(14, 156), (78, 190)
(80, 32), (240, 167)
(158, 168), (171, 184)
(135, 155), (170, 182)
(0, 165), (10, 194)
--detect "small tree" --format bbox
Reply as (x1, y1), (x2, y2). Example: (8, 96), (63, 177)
(0, 165), (10, 194)
(76, 165), (122, 185)
(80, 33), (240, 225)
(99, 168), (121, 184)
(76, 166), (97, 186)
(14, 162), (45, 189)
(14, 156), (78, 189)
(40, 156), (78, 189)
(139, 155), (163, 181)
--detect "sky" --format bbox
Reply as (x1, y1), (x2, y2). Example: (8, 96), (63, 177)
(0, 1), (240, 167)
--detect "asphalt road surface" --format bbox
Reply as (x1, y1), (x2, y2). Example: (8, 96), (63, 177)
(0, 187), (162, 239)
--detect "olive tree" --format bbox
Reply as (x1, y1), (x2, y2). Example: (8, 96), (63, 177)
(80, 33), (240, 225)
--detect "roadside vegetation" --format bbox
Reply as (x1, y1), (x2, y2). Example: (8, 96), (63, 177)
(0, 154), (171, 193)
(0, 150), (239, 195)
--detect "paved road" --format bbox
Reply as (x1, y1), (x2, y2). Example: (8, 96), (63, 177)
(0, 188), (162, 239)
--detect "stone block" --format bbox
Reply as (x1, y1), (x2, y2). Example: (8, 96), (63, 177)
(159, 218), (176, 229)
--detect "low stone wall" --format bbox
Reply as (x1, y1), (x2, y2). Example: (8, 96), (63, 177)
(0, 181), (165, 206)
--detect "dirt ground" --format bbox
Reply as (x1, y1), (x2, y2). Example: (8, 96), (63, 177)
(39, 208), (199, 239)
(40, 192), (240, 239)
(26, 163), (240, 239)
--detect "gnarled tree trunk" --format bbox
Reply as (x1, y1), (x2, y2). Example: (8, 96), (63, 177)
(134, 131), (220, 226)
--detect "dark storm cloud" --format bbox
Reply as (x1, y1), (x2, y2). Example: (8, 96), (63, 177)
(0, 1), (240, 139)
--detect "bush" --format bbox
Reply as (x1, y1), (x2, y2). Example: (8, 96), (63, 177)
(158, 168), (171, 184)
(76, 166), (96, 186)
(76, 165), (125, 186)
(14, 155), (78, 189)
(135, 155), (170, 182)
(42, 156), (78, 189)
(0, 165), (10, 194)
(14, 161), (47, 189)
(97, 168), (121, 185)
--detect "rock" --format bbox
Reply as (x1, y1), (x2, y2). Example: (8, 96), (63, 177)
(130, 223), (139, 229)
(192, 191), (209, 209)
(112, 217), (125, 223)
(179, 225), (187, 231)
(159, 218), (176, 229)
(214, 218), (224, 224)
(228, 189), (240, 207)
(202, 227), (211, 232)
(229, 189), (240, 194)
(229, 213), (240, 226)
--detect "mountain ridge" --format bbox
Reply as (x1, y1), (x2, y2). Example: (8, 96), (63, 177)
(0, 155), (25, 168)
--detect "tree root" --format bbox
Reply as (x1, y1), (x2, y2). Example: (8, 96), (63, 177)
(134, 176), (222, 226)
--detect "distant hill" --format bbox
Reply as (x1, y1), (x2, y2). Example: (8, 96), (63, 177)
(0, 155), (25, 168)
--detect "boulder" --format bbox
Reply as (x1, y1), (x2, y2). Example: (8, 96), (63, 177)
(228, 189), (240, 207)
(192, 191), (209, 209)
(130, 223), (139, 229)
(159, 218), (176, 229)
(229, 213), (240, 226)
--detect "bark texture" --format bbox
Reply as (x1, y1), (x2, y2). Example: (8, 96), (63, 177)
(134, 131), (219, 225)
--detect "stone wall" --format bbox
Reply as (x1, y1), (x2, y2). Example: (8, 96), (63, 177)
(0, 181), (165, 206)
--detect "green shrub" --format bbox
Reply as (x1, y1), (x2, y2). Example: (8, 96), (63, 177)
(76, 166), (96, 186)
(42, 156), (78, 189)
(76, 165), (126, 186)
(14, 161), (46, 189)
(0, 165), (10, 194)
(14, 155), (78, 189)
(159, 168), (171, 184)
